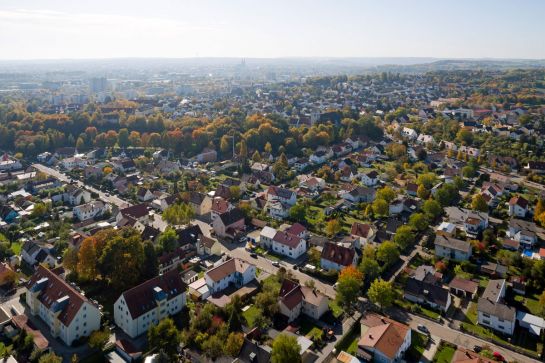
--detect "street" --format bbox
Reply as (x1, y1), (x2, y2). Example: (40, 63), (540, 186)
(32, 163), (131, 209)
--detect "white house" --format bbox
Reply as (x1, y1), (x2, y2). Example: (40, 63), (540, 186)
(320, 242), (357, 271)
(271, 230), (307, 259)
(362, 170), (379, 187)
(402, 127), (418, 140)
(266, 186), (297, 206)
(61, 157), (88, 171)
(309, 149), (333, 164)
(477, 279), (516, 335)
(259, 226), (277, 249)
(73, 201), (108, 221)
(434, 235), (472, 261)
(357, 313), (411, 363)
(204, 258), (256, 295)
(508, 196), (528, 218)
(21, 241), (56, 268)
(26, 266), (101, 346)
(114, 269), (187, 338)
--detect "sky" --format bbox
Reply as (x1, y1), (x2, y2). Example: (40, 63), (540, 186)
(1, 0), (544, 60)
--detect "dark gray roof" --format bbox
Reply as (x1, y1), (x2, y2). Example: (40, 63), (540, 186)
(434, 235), (471, 253)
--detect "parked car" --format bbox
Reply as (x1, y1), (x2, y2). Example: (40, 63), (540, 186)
(250, 253), (258, 258)
(417, 324), (429, 334)
(473, 345), (482, 353)
(272, 261), (280, 267)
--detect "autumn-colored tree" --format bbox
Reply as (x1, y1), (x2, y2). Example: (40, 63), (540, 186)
(335, 266), (364, 312)
(77, 237), (97, 280)
(471, 194), (488, 212)
(251, 150), (262, 162)
(63, 247), (79, 272)
(325, 219), (341, 237)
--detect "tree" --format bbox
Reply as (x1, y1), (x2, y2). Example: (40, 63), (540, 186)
(271, 334), (302, 363)
(423, 199), (442, 219)
(368, 278), (395, 311)
(272, 153), (289, 180)
(376, 241), (399, 267)
(417, 173), (437, 190)
(142, 241), (159, 279)
(308, 247), (321, 267)
(63, 247), (79, 272)
(376, 186), (396, 203)
(225, 295), (245, 332)
(372, 198), (389, 217)
(462, 165), (477, 178)
(417, 184), (429, 199)
(325, 219), (341, 237)
(471, 194), (488, 212)
(162, 203), (194, 226)
(255, 290), (279, 318)
(148, 318), (181, 360)
(229, 186), (241, 201)
(359, 258), (380, 283)
(220, 135), (231, 155)
(203, 334), (224, 360)
(157, 228), (178, 253)
(289, 203), (307, 222)
(408, 213), (428, 232)
(99, 230), (144, 290)
(393, 225), (416, 250)
(88, 329), (110, 351)
(224, 332), (244, 357)
(38, 352), (62, 363)
(539, 290), (545, 316)
(77, 237), (97, 280)
(264, 142), (272, 154)
(535, 199), (545, 220)
(239, 139), (248, 161)
(31, 203), (48, 219)
(251, 150), (262, 162)
(335, 266), (364, 313)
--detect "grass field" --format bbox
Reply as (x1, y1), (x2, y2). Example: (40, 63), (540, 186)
(433, 342), (456, 363)
(242, 305), (261, 327)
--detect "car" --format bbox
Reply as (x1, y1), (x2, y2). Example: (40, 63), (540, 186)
(493, 352), (505, 362)
(473, 345), (482, 353)
(293, 265), (298, 270)
(250, 253), (258, 258)
(272, 261), (280, 267)
(333, 282), (338, 290)
(417, 324), (429, 334)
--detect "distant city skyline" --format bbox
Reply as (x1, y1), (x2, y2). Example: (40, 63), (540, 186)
(1, 0), (544, 60)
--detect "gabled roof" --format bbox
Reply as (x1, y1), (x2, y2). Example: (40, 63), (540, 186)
(351, 222), (372, 238)
(273, 231), (302, 248)
(120, 269), (187, 319)
(27, 266), (90, 326)
(120, 203), (149, 219)
(509, 196), (528, 209)
(218, 208), (245, 227)
(321, 242), (355, 267)
(434, 235), (471, 253)
(205, 258), (253, 283)
(358, 313), (410, 360)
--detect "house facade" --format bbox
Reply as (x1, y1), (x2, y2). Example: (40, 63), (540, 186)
(114, 269), (187, 338)
(27, 266), (101, 346)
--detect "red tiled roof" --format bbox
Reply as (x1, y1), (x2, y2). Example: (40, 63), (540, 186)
(279, 279), (303, 310)
(273, 231), (302, 248)
(321, 242), (355, 267)
(351, 222), (371, 238)
(27, 266), (90, 326)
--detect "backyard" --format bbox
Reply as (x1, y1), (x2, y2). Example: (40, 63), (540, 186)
(433, 341), (456, 363)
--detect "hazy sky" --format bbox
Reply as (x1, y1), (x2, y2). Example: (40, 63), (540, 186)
(1, 0), (544, 60)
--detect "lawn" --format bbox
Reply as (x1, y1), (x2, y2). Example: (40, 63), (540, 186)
(513, 294), (541, 316)
(329, 300), (344, 319)
(433, 342), (456, 363)
(335, 324), (360, 355)
(405, 331), (429, 362)
(10, 241), (22, 255)
(243, 305), (261, 328)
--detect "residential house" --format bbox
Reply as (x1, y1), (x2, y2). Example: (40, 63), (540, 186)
(508, 196), (528, 218)
(357, 313), (411, 363)
(114, 269), (187, 338)
(136, 188), (154, 202)
(271, 230), (307, 259)
(73, 201), (108, 222)
(266, 186), (297, 206)
(339, 185), (376, 204)
(320, 242), (357, 271)
(434, 235), (472, 261)
(26, 266), (101, 345)
(404, 265), (451, 312)
(259, 226), (277, 249)
(196, 149), (217, 163)
(477, 279), (516, 335)
(212, 208), (246, 239)
(310, 149), (333, 164)
(204, 258), (256, 295)
(21, 241), (56, 268)
(197, 235), (222, 256)
(210, 197), (233, 221)
(350, 222), (375, 248)
(507, 218), (540, 249)
(183, 192), (212, 216)
(362, 170), (379, 187)
(278, 279), (329, 322)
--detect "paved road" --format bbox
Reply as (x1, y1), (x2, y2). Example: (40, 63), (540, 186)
(32, 163), (131, 208)
(390, 308), (540, 363)
(227, 246), (336, 299)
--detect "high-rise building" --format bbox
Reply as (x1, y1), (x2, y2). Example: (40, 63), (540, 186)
(89, 77), (108, 93)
